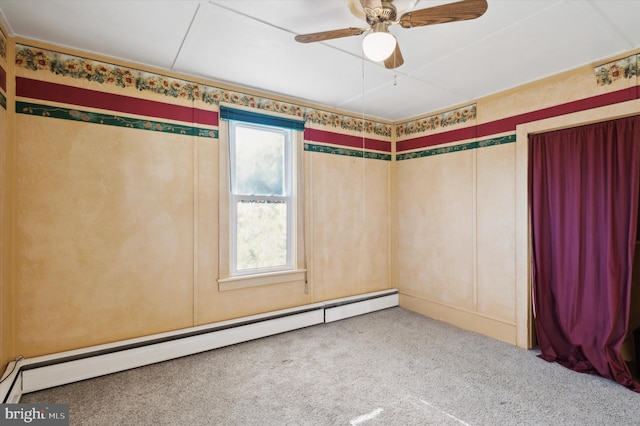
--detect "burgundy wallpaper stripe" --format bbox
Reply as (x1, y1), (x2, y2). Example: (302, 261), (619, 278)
(305, 128), (391, 153)
(476, 86), (637, 137)
(17, 76), (634, 154)
(0, 65), (6, 92)
(397, 86), (640, 153)
(16, 77), (218, 126)
(396, 126), (477, 152)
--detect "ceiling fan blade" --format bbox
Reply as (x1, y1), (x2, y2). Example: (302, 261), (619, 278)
(384, 43), (404, 69)
(295, 27), (366, 43)
(399, 0), (488, 28)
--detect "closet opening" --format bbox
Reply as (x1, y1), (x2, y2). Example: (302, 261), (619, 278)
(527, 114), (640, 391)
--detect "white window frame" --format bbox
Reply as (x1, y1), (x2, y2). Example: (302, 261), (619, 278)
(217, 105), (306, 291)
(228, 120), (295, 276)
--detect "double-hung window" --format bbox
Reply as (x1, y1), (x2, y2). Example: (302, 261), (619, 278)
(229, 121), (293, 274)
(218, 105), (306, 290)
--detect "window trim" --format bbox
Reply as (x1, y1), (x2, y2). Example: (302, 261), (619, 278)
(217, 104), (306, 291)
(228, 120), (294, 276)
(218, 269), (306, 292)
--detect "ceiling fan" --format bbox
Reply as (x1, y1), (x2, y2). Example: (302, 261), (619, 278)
(294, 0), (488, 69)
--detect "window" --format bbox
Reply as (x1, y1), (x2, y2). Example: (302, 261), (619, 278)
(229, 121), (293, 275)
(218, 105), (306, 291)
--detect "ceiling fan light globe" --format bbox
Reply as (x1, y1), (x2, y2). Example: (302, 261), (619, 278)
(362, 32), (396, 62)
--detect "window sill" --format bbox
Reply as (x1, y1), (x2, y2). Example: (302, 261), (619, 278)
(218, 269), (307, 292)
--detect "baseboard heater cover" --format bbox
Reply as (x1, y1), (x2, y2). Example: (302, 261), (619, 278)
(20, 307), (325, 396)
(1, 288), (398, 402)
(0, 359), (23, 403)
(324, 289), (399, 323)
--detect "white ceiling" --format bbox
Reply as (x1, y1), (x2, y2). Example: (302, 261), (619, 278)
(0, 0), (638, 122)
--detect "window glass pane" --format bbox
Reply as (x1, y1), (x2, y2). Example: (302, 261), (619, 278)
(236, 200), (287, 270)
(234, 126), (285, 196)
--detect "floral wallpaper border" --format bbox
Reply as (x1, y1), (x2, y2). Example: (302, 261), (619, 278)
(304, 142), (391, 161)
(594, 54), (639, 86)
(16, 101), (218, 138)
(14, 44), (392, 139)
(396, 104), (477, 138)
(396, 133), (516, 161)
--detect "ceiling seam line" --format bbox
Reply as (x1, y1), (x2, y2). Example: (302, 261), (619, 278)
(408, 0), (569, 77)
(208, 0), (383, 66)
(170, 2), (202, 71)
(584, 0), (634, 49)
(209, 0), (301, 37)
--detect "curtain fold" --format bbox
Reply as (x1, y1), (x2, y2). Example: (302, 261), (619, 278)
(529, 115), (640, 392)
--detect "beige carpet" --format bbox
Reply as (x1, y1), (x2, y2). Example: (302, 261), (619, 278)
(21, 307), (640, 425)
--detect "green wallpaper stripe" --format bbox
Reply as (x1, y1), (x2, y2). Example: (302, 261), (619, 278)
(396, 134), (516, 161)
(304, 143), (392, 161)
(15, 101), (218, 138)
(13, 99), (513, 159)
(0, 92), (6, 110)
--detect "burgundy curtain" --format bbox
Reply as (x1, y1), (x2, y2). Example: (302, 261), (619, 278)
(529, 115), (640, 392)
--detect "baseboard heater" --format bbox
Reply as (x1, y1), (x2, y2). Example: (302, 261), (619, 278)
(1, 288), (398, 403)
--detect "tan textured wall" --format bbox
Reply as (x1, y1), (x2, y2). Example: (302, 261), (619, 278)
(475, 143), (516, 322)
(396, 49), (639, 346)
(15, 116), (196, 354)
(308, 153), (390, 301)
(2, 38), (392, 363)
(396, 142), (519, 344)
(397, 150), (474, 307)
(0, 27), (11, 367)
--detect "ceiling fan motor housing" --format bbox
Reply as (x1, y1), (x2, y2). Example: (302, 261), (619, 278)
(365, 1), (397, 24)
